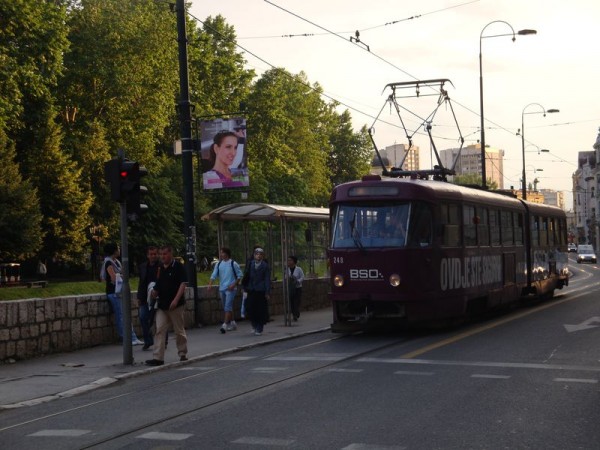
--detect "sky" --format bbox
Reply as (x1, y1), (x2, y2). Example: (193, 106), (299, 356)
(188, 0), (600, 210)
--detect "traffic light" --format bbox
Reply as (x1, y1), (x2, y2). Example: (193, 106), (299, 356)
(103, 158), (148, 217)
(104, 158), (123, 202)
(124, 161), (148, 217)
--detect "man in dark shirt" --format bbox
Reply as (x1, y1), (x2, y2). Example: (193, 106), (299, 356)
(145, 245), (188, 366)
(136, 246), (159, 350)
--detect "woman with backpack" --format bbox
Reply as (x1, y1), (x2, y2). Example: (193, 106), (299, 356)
(102, 242), (142, 345)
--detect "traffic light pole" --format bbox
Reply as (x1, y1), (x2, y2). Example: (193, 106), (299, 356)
(119, 201), (134, 365)
(176, 0), (200, 323)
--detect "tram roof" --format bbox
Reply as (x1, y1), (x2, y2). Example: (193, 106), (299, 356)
(201, 202), (329, 222)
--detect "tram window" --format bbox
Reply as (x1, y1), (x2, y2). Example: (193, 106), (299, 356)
(514, 213), (523, 245)
(539, 217), (548, 246)
(530, 216), (540, 246)
(463, 205), (477, 246)
(559, 218), (567, 245)
(501, 211), (514, 245)
(441, 203), (461, 247)
(490, 209), (501, 246)
(548, 217), (555, 245)
(408, 203), (433, 247)
(477, 208), (490, 246)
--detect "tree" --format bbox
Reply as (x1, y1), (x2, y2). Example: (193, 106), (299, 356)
(453, 173), (498, 190)
(245, 69), (331, 206)
(327, 110), (372, 187)
(28, 115), (93, 264)
(0, 126), (43, 261)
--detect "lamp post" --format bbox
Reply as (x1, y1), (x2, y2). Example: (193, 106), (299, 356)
(479, 21), (536, 189)
(521, 104), (559, 200)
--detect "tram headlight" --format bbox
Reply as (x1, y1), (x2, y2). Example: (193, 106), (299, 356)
(389, 273), (401, 287)
(333, 274), (344, 287)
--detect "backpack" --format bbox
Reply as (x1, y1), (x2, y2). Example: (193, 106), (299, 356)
(216, 259), (235, 273)
(100, 257), (121, 282)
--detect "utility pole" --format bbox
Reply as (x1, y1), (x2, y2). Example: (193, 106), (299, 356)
(175, 0), (199, 321)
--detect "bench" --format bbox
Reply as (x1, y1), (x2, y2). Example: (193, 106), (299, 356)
(26, 280), (48, 288)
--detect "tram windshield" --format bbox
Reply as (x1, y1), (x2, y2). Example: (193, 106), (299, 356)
(331, 202), (432, 249)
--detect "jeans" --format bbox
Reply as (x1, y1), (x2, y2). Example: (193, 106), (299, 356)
(107, 293), (140, 342)
(138, 304), (154, 346)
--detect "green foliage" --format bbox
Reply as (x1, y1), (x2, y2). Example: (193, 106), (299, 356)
(0, 126), (43, 261)
(28, 115), (93, 264)
(453, 173), (498, 190)
(0, 4), (373, 275)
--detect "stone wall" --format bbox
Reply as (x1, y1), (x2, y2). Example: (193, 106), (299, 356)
(0, 278), (330, 362)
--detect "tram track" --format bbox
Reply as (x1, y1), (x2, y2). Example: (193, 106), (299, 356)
(1, 330), (411, 447)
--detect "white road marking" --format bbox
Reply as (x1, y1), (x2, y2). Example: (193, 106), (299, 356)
(177, 366), (216, 371)
(553, 378), (598, 384)
(252, 367), (288, 373)
(221, 356), (254, 360)
(137, 431), (192, 441)
(232, 436), (295, 446)
(357, 357), (600, 372)
(327, 368), (364, 373)
(394, 370), (435, 376)
(471, 374), (511, 379)
(342, 444), (406, 450)
(28, 429), (90, 437)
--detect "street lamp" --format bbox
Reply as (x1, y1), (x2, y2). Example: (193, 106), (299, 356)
(479, 21), (536, 189)
(521, 103), (559, 200)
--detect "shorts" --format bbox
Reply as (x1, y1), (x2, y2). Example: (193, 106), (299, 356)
(219, 289), (236, 312)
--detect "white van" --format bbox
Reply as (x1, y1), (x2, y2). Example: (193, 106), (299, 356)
(577, 245), (597, 264)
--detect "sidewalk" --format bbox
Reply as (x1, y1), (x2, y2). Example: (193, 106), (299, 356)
(0, 308), (333, 409)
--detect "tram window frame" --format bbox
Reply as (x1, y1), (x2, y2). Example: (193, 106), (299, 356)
(501, 210), (514, 245)
(477, 207), (490, 246)
(514, 212), (523, 245)
(463, 204), (477, 247)
(440, 203), (462, 247)
(490, 209), (501, 246)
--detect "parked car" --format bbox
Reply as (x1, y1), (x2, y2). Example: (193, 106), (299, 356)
(576, 244), (597, 264)
(568, 243), (577, 253)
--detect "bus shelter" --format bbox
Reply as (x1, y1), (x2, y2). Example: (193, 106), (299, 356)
(201, 202), (329, 325)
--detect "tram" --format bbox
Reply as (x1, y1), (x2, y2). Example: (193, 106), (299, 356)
(328, 174), (569, 331)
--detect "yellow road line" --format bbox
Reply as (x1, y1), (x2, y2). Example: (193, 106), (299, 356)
(401, 283), (600, 359)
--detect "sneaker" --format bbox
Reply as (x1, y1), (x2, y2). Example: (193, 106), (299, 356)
(220, 324), (226, 334)
(142, 344), (151, 351)
(180, 355), (188, 362)
(254, 331), (262, 336)
(226, 321), (237, 331)
(132, 339), (143, 346)
(145, 359), (164, 366)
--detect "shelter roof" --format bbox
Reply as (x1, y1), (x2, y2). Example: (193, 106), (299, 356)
(201, 202), (329, 222)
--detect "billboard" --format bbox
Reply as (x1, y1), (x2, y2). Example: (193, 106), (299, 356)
(200, 117), (249, 191)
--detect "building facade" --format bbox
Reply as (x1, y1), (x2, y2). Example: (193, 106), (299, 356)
(573, 134), (599, 247)
(371, 143), (420, 174)
(439, 143), (504, 189)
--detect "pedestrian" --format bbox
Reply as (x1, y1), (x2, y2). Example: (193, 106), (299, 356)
(286, 255), (305, 321)
(207, 247), (243, 333)
(242, 247), (271, 336)
(145, 245), (188, 366)
(102, 242), (143, 346)
(136, 246), (159, 350)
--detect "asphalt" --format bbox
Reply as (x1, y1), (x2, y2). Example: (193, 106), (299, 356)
(0, 308), (333, 410)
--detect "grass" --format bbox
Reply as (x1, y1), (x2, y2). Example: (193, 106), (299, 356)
(0, 261), (328, 301)
(0, 272), (215, 301)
